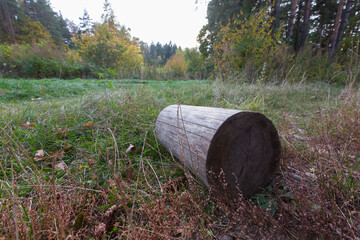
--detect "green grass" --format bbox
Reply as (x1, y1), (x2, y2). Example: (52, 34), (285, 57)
(0, 78), (359, 239)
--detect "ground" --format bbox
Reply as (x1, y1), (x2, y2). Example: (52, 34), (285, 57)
(0, 78), (359, 239)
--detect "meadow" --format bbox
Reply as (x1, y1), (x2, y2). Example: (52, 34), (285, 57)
(0, 78), (359, 239)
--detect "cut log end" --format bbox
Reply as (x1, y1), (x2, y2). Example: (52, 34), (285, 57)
(206, 112), (281, 200)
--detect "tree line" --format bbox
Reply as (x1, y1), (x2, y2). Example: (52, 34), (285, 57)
(0, 0), (72, 45)
(1, 0), (359, 82)
(0, 0), (208, 79)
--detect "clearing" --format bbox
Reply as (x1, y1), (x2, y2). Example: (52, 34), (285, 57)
(0, 79), (359, 239)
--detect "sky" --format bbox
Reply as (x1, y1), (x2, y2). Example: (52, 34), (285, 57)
(49, 0), (209, 49)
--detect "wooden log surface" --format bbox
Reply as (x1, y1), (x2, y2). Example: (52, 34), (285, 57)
(155, 105), (281, 199)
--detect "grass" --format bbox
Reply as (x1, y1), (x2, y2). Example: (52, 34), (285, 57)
(0, 78), (359, 239)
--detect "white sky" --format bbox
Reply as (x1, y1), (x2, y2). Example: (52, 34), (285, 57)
(49, 0), (208, 49)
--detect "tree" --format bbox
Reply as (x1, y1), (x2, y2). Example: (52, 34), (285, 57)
(271, 0), (281, 35)
(165, 50), (187, 78)
(299, 0), (312, 50)
(286, 0), (298, 45)
(79, 9), (92, 35)
(101, 0), (116, 28)
(141, 41), (178, 67)
(26, 0), (72, 46)
(329, 0), (354, 60)
(0, 0), (17, 43)
(74, 0), (143, 77)
(16, 16), (52, 43)
(184, 48), (208, 79)
(340, 1), (360, 53)
(214, 8), (282, 78)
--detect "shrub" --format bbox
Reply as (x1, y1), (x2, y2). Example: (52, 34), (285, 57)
(164, 51), (188, 79)
(0, 41), (97, 79)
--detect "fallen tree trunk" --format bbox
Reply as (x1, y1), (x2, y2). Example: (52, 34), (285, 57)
(155, 105), (281, 200)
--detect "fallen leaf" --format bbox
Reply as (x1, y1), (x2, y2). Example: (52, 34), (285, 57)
(55, 161), (67, 170)
(57, 128), (69, 135)
(0, 91), (6, 94)
(21, 121), (36, 128)
(125, 144), (137, 154)
(31, 97), (42, 101)
(34, 149), (45, 161)
(33, 146), (72, 162)
(94, 223), (106, 238)
(125, 167), (135, 180)
(83, 121), (94, 127)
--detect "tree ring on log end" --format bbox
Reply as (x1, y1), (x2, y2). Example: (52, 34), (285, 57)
(206, 112), (281, 200)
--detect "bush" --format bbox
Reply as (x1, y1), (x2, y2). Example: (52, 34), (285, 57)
(164, 51), (188, 79)
(0, 41), (97, 79)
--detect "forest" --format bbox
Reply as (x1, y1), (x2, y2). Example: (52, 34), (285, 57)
(0, 0), (358, 82)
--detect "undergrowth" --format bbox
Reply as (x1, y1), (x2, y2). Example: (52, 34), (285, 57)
(0, 79), (359, 239)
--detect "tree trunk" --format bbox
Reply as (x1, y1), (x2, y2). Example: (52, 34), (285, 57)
(294, 0), (303, 52)
(22, 0), (31, 16)
(330, 0), (345, 57)
(271, 0), (281, 36)
(287, 0), (299, 45)
(1, 0), (16, 43)
(299, 0), (312, 50)
(156, 105), (281, 200)
(330, 0), (354, 60)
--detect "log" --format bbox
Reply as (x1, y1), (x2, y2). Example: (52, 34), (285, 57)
(155, 105), (281, 199)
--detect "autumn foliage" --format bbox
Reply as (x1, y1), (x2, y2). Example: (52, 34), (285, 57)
(74, 22), (143, 79)
(214, 9), (283, 79)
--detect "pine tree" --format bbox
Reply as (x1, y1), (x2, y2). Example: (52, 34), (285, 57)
(79, 9), (92, 34)
(286, 0), (299, 45)
(329, 0), (354, 60)
(26, 0), (72, 46)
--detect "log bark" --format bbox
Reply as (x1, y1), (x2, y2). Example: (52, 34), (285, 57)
(155, 105), (281, 200)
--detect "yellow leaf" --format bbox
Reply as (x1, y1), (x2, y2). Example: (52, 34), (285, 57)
(83, 121), (94, 127)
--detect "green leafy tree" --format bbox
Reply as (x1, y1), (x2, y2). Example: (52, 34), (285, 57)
(16, 16), (52, 43)
(184, 48), (208, 79)
(164, 49), (187, 78)
(74, 1), (143, 77)
(214, 8), (283, 78)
